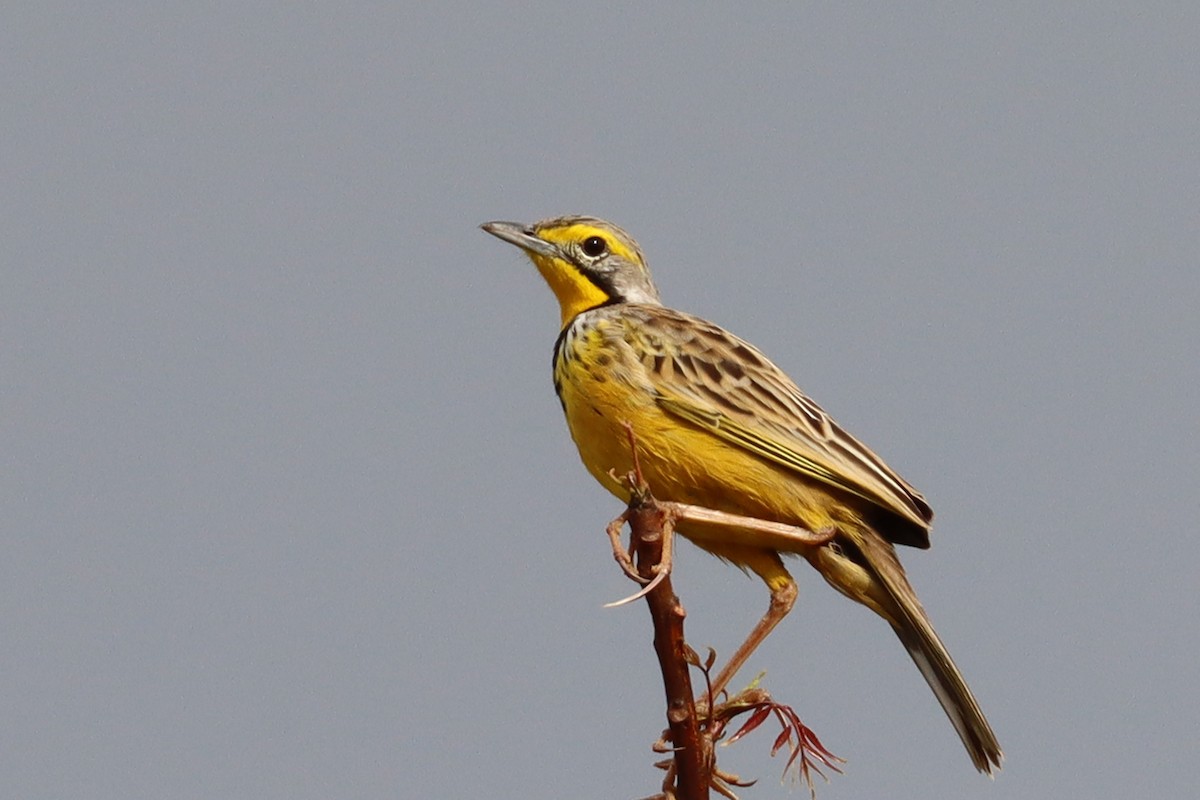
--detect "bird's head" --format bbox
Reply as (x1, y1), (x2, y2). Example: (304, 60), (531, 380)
(482, 216), (661, 328)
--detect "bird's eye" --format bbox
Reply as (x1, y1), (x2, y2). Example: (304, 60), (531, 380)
(581, 236), (608, 258)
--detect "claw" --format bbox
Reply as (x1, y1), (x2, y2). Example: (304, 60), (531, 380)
(603, 564), (671, 607)
(604, 499), (676, 608)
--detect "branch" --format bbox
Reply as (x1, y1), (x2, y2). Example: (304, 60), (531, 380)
(625, 486), (710, 800)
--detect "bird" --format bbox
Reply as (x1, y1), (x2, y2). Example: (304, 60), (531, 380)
(480, 215), (1002, 773)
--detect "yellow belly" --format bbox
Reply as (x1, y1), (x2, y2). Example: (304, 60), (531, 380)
(555, 323), (845, 568)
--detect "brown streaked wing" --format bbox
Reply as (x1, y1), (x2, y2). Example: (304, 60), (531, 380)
(624, 306), (934, 533)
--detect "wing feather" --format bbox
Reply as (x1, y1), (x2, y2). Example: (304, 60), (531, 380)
(625, 306), (933, 535)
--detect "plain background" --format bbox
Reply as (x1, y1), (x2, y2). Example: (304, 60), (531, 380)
(4, 4), (1198, 799)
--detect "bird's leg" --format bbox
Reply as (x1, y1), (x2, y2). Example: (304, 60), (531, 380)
(662, 503), (835, 547)
(604, 511), (676, 608)
(606, 421), (656, 586)
(703, 577), (798, 709)
(606, 507), (645, 584)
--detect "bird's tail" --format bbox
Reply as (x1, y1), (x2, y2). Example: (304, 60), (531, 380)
(815, 528), (1003, 773)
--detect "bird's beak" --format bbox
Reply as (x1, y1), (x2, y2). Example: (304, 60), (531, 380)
(480, 220), (559, 258)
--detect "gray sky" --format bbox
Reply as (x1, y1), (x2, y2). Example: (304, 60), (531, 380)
(4, 4), (1198, 799)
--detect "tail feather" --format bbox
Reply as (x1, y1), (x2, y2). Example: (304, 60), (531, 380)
(828, 528), (1003, 773)
(889, 599), (1003, 773)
